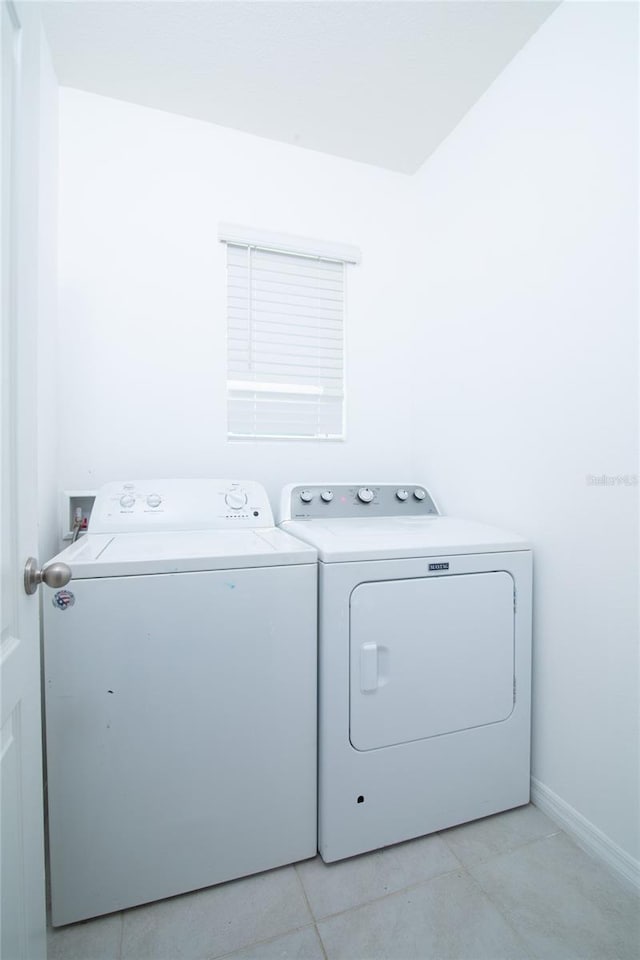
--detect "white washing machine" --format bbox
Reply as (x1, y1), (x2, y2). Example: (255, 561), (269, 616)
(44, 479), (317, 926)
(279, 482), (532, 863)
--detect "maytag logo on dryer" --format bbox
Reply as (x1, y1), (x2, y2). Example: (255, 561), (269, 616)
(429, 562), (449, 571)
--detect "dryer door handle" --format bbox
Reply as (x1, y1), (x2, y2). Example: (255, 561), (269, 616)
(360, 642), (379, 692)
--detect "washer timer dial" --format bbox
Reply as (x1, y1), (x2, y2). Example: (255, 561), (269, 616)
(357, 487), (375, 504)
(225, 489), (248, 510)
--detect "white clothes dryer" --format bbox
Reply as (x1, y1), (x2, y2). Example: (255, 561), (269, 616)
(279, 483), (532, 863)
(44, 480), (317, 925)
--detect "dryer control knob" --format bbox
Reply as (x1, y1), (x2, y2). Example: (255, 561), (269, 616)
(413, 488), (426, 501)
(146, 494), (162, 508)
(357, 487), (375, 503)
(119, 495), (135, 508)
(299, 490), (313, 503)
(396, 489), (409, 501)
(225, 489), (247, 510)
(320, 490), (334, 502)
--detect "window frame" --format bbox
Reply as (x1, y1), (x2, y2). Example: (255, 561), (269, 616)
(219, 225), (360, 442)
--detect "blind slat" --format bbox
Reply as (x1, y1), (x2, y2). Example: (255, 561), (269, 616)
(227, 298), (343, 322)
(229, 262), (343, 282)
(228, 360), (342, 377)
(229, 342), (343, 361)
(228, 282), (344, 304)
(228, 315), (343, 335)
(228, 329), (342, 347)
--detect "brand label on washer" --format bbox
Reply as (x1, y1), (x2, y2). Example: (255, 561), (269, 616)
(52, 589), (75, 610)
(429, 562), (449, 571)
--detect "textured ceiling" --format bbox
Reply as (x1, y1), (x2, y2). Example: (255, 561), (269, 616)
(40, 1), (560, 174)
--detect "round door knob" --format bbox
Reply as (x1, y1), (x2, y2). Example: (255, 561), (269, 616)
(357, 487), (374, 503)
(299, 490), (313, 503)
(24, 558), (72, 596)
(396, 489), (409, 501)
(413, 488), (426, 501)
(320, 490), (333, 502)
(225, 490), (247, 510)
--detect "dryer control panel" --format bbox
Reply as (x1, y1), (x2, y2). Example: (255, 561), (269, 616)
(90, 479), (274, 533)
(280, 484), (439, 521)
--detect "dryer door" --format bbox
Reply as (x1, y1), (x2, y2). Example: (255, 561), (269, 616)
(350, 572), (514, 751)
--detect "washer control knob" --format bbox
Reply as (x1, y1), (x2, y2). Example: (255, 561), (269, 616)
(357, 487), (375, 503)
(396, 489), (409, 501)
(320, 490), (334, 502)
(225, 489), (247, 510)
(413, 488), (427, 501)
(119, 494), (135, 508)
(299, 490), (313, 503)
(146, 494), (162, 508)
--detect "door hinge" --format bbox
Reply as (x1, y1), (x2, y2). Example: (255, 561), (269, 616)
(513, 590), (517, 613)
(513, 678), (517, 703)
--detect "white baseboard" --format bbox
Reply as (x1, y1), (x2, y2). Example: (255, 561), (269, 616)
(531, 777), (640, 894)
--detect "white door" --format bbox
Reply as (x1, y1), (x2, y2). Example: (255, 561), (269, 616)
(350, 572), (515, 751)
(1, 2), (47, 957)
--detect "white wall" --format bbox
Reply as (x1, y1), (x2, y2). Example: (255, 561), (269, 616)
(57, 90), (420, 507)
(409, 1), (639, 865)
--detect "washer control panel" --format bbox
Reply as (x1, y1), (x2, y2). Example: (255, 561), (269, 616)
(90, 479), (274, 533)
(281, 484), (439, 521)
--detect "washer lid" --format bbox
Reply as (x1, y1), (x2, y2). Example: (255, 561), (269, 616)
(280, 516), (529, 562)
(47, 528), (316, 579)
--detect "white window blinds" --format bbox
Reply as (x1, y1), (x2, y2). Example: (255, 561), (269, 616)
(225, 240), (349, 440)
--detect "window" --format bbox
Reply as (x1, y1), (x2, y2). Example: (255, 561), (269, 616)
(220, 225), (359, 440)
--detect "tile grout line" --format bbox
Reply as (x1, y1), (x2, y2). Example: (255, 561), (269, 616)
(435, 829), (467, 871)
(292, 859), (316, 916)
(293, 860), (330, 960)
(202, 864), (320, 960)
(438, 825), (563, 869)
(304, 824), (565, 930)
(461, 867), (536, 960)
(292, 861), (329, 950)
(310, 865), (466, 925)
(91, 822), (566, 960)
(299, 851), (536, 960)
(472, 829), (564, 869)
(313, 921), (330, 960)
(455, 830), (581, 960)
(117, 910), (125, 960)
(206, 919), (319, 960)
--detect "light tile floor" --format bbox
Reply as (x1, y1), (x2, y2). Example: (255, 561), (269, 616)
(47, 805), (639, 960)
